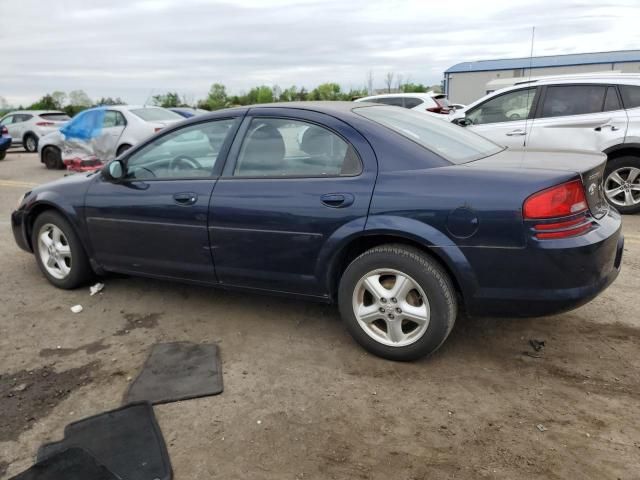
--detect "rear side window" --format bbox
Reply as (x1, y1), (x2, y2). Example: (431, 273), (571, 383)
(403, 98), (424, 109)
(233, 118), (361, 177)
(130, 108), (183, 122)
(620, 85), (640, 109)
(16, 114), (33, 122)
(103, 111), (127, 128)
(373, 97), (404, 107)
(40, 113), (71, 121)
(540, 85), (606, 118)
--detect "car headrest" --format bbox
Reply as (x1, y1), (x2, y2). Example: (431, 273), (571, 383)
(237, 124), (286, 172)
(300, 126), (333, 156)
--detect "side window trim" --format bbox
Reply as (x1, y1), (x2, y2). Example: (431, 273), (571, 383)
(122, 116), (242, 181)
(221, 115), (363, 179)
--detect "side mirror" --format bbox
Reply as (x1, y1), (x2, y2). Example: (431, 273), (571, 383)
(103, 160), (126, 182)
(453, 117), (472, 127)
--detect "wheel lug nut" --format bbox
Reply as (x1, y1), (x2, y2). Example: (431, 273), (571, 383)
(391, 297), (397, 303)
(380, 298), (387, 303)
(396, 308), (402, 313)
(379, 307), (385, 313)
(388, 314), (395, 319)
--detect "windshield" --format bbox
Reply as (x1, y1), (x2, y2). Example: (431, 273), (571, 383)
(355, 105), (503, 164)
(130, 108), (183, 122)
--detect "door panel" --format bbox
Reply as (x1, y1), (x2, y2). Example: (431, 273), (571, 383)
(527, 85), (628, 152)
(84, 117), (242, 283)
(209, 109), (377, 296)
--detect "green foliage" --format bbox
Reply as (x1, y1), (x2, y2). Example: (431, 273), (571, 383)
(28, 94), (62, 110)
(95, 97), (126, 106)
(309, 83), (342, 101)
(247, 85), (274, 104)
(152, 91), (183, 108)
(198, 83), (228, 110)
(400, 83), (428, 93)
(68, 89), (92, 107)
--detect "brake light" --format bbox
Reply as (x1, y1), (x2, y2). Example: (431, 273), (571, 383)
(426, 106), (443, 113)
(523, 180), (588, 219)
(1, 126), (7, 135)
(154, 127), (163, 132)
(36, 121), (55, 126)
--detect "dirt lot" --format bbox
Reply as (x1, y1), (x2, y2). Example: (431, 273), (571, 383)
(1, 150), (639, 479)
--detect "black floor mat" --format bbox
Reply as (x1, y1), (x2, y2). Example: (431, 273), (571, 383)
(37, 403), (171, 480)
(124, 342), (223, 405)
(10, 448), (118, 480)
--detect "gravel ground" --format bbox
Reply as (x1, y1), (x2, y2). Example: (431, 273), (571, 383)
(1, 150), (639, 479)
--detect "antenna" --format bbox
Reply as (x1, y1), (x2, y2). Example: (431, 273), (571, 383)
(523, 26), (535, 148)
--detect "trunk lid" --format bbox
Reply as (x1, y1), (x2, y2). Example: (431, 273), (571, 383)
(467, 148), (609, 219)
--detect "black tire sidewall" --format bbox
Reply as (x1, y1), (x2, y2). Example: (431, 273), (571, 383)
(43, 147), (63, 170)
(605, 156), (640, 214)
(338, 245), (457, 361)
(32, 211), (92, 289)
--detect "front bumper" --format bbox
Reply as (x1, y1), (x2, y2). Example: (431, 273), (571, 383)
(464, 209), (623, 317)
(11, 209), (32, 253)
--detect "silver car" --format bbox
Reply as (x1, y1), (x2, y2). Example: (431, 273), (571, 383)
(38, 105), (183, 170)
(0, 110), (70, 152)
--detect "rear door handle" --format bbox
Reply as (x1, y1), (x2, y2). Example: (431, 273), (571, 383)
(321, 193), (354, 208)
(594, 123), (619, 132)
(173, 192), (198, 206)
(506, 129), (526, 136)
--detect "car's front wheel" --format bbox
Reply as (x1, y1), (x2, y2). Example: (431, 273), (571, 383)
(604, 156), (640, 214)
(0, 151), (6, 161)
(338, 244), (457, 361)
(32, 211), (93, 289)
(42, 146), (64, 170)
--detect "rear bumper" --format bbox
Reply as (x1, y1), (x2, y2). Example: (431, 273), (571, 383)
(464, 209), (623, 317)
(0, 136), (12, 151)
(11, 209), (32, 253)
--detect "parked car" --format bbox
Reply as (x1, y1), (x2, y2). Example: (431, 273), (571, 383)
(355, 92), (452, 115)
(38, 105), (184, 170)
(169, 107), (210, 118)
(0, 125), (12, 160)
(12, 102), (622, 361)
(0, 110), (70, 153)
(449, 73), (640, 213)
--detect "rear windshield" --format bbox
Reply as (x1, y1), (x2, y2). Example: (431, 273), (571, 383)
(130, 108), (183, 122)
(39, 113), (70, 121)
(355, 105), (503, 164)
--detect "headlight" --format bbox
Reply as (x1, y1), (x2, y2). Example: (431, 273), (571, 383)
(15, 191), (30, 209)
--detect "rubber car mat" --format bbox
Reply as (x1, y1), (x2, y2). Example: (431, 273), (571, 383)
(37, 403), (171, 480)
(123, 342), (223, 405)
(10, 448), (119, 480)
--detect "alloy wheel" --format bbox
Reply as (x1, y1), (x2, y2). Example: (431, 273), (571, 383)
(37, 223), (72, 280)
(605, 167), (640, 207)
(352, 268), (430, 347)
(26, 136), (37, 152)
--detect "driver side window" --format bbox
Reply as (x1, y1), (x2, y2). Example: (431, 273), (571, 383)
(466, 88), (536, 125)
(126, 119), (236, 179)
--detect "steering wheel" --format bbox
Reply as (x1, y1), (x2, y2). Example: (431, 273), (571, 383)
(169, 155), (202, 171)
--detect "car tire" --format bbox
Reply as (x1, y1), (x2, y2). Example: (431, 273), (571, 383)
(24, 134), (38, 153)
(32, 211), (93, 289)
(116, 144), (132, 157)
(338, 244), (457, 361)
(0, 151), (6, 161)
(604, 156), (640, 214)
(42, 146), (64, 170)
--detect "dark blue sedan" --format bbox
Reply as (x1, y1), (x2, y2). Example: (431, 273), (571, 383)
(0, 124), (12, 160)
(11, 102), (623, 360)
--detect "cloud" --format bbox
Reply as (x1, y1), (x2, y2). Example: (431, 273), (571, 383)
(0, 0), (637, 105)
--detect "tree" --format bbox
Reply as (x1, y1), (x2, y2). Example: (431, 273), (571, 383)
(95, 97), (126, 106)
(152, 91), (182, 108)
(384, 72), (395, 93)
(68, 89), (92, 107)
(28, 94), (61, 110)
(51, 91), (67, 108)
(278, 85), (299, 103)
(247, 86), (274, 104)
(309, 83), (342, 101)
(400, 82), (428, 93)
(201, 83), (228, 110)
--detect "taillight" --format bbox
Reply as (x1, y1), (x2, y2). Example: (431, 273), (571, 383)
(1, 126), (7, 135)
(524, 180), (592, 239)
(154, 127), (163, 132)
(36, 121), (55, 126)
(524, 180), (588, 219)
(426, 106), (443, 113)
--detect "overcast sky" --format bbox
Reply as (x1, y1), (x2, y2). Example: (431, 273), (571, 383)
(1, 0), (638, 106)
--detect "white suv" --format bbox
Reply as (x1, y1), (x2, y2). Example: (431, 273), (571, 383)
(450, 74), (640, 213)
(355, 92), (452, 116)
(0, 110), (70, 153)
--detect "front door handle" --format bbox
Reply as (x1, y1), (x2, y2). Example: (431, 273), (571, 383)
(594, 123), (619, 132)
(321, 193), (355, 208)
(173, 192), (198, 206)
(506, 129), (526, 136)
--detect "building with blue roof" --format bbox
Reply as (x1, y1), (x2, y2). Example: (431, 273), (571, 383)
(444, 50), (640, 104)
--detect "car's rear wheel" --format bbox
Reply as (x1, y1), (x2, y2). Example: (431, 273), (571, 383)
(116, 144), (132, 157)
(0, 151), (6, 161)
(338, 244), (457, 361)
(42, 146), (64, 170)
(32, 211), (93, 289)
(604, 156), (640, 214)
(24, 134), (38, 153)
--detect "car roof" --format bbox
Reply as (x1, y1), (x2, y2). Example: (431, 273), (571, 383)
(355, 92), (442, 101)
(6, 110), (66, 115)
